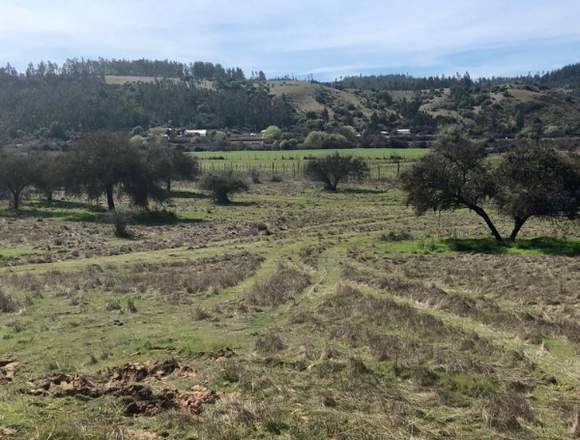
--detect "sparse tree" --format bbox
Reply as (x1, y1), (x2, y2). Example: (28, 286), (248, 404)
(199, 171), (248, 204)
(402, 130), (580, 242)
(31, 152), (66, 202)
(401, 129), (500, 240)
(0, 152), (35, 209)
(121, 155), (168, 209)
(146, 144), (200, 193)
(494, 144), (580, 241)
(305, 153), (369, 191)
(67, 132), (138, 210)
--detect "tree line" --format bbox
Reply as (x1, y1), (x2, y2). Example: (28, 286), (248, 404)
(0, 68), (294, 138)
(1, 130), (578, 243)
(336, 62), (580, 91)
(4, 58), (249, 81)
(271, 132), (579, 242)
(0, 133), (199, 211)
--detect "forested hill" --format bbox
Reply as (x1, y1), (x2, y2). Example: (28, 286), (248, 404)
(0, 59), (290, 138)
(5, 58), (249, 81)
(1, 58), (580, 142)
(335, 62), (580, 91)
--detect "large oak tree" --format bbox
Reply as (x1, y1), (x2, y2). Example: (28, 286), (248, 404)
(402, 130), (579, 241)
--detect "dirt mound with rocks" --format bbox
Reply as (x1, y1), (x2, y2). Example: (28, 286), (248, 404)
(0, 358), (18, 383)
(24, 359), (216, 416)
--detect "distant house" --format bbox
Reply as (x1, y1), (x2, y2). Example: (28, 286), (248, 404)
(396, 129), (412, 136)
(184, 129), (208, 137)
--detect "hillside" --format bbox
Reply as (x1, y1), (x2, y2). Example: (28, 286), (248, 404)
(2, 59), (580, 142)
(263, 79), (580, 137)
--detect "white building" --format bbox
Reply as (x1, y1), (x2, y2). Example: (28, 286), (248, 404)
(184, 129), (208, 137)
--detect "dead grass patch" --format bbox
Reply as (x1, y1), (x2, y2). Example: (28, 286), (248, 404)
(244, 263), (311, 308)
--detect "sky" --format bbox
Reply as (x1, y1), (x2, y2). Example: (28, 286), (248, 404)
(1, 0), (579, 80)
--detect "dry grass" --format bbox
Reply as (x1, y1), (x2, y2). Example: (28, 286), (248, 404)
(254, 333), (286, 354)
(244, 263), (311, 308)
(482, 394), (535, 432)
(341, 261), (580, 344)
(0, 252), (264, 303)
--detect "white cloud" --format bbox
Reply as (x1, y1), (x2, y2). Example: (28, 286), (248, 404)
(0, 0), (579, 78)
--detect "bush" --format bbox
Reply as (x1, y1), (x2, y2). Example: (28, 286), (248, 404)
(380, 231), (413, 241)
(262, 125), (282, 142)
(48, 122), (67, 140)
(199, 172), (248, 204)
(255, 333), (286, 353)
(305, 153), (369, 190)
(131, 126), (145, 136)
(129, 134), (146, 146)
(0, 290), (17, 313)
(107, 208), (134, 238)
(279, 138), (298, 150)
(249, 168), (262, 184)
(304, 131), (349, 149)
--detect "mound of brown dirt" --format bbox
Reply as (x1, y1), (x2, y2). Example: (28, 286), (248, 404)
(27, 373), (99, 398)
(205, 347), (236, 361)
(105, 358), (194, 384)
(116, 384), (216, 417)
(24, 359), (216, 416)
(0, 358), (19, 383)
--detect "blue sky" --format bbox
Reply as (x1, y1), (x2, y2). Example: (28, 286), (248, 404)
(1, 0), (579, 80)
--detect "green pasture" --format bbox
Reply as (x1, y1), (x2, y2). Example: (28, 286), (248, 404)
(192, 148), (429, 179)
(191, 147), (429, 160)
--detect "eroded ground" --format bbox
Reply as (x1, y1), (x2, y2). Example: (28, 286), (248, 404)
(0, 180), (579, 439)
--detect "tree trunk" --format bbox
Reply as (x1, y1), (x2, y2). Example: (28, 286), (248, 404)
(216, 193), (229, 204)
(327, 176), (338, 191)
(470, 205), (503, 242)
(509, 217), (529, 242)
(105, 185), (115, 211)
(166, 179), (171, 193)
(45, 191), (53, 203)
(10, 190), (20, 210)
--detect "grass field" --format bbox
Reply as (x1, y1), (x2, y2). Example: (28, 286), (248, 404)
(193, 148), (429, 179)
(0, 173), (579, 439)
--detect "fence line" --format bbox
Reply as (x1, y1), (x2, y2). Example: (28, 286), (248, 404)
(198, 160), (411, 180)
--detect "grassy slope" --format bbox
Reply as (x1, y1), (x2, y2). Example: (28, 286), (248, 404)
(0, 181), (579, 439)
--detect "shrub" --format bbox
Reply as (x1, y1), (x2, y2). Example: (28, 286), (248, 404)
(304, 131), (349, 149)
(199, 172), (248, 204)
(262, 125), (282, 142)
(255, 333), (286, 354)
(131, 126), (145, 136)
(107, 208), (134, 238)
(249, 168), (261, 184)
(279, 138), (298, 150)
(126, 298), (138, 313)
(305, 153), (369, 190)
(129, 134), (146, 146)
(380, 231), (413, 241)
(192, 306), (211, 321)
(0, 290), (17, 313)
